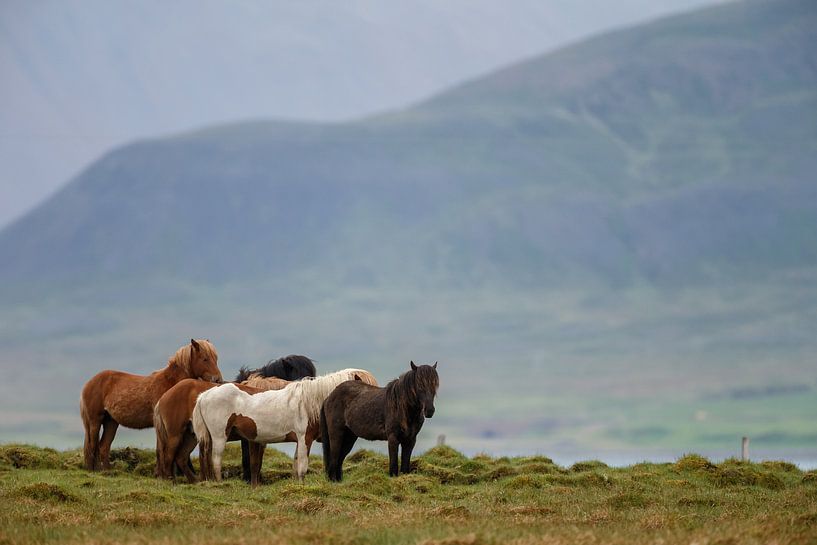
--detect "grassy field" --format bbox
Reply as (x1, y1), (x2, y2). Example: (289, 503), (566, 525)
(1, 444), (815, 544)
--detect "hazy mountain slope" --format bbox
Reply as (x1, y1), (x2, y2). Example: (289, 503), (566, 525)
(0, 0), (719, 229)
(1, 0), (814, 294)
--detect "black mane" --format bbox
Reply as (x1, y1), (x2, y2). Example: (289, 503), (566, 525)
(386, 364), (439, 413)
(234, 354), (316, 382)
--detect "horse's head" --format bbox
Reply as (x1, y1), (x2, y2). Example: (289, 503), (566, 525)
(410, 361), (439, 418)
(188, 339), (222, 383)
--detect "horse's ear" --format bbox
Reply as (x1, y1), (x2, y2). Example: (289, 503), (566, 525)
(433, 361), (438, 369)
(191, 339), (200, 351)
(410, 361), (417, 370)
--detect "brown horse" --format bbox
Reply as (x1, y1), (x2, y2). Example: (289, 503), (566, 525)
(153, 374), (289, 482)
(80, 339), (222, 471)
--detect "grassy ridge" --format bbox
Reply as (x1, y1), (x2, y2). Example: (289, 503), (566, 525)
(1, 444), (815, 544)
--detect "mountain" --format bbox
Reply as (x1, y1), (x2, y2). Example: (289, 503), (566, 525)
(1, 0), (815, 455)
(2, 0), (815, 295)
(0, 0), (718, 229)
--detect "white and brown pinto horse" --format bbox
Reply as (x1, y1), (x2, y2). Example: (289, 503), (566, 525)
(192, 368), (377, 485)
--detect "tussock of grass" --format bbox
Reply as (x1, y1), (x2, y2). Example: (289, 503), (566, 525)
(416, 460), (478, 485)
(345, 449), (383, 464)
(548, 471), (613, 488)
(760, 460), (800, 473)
(429, 505), (471, 519)
(677, 495), (720, 507)
(517, 462), (560, 475)
(396, 473), (435, 493)
(504, 474), (548, 489)
(288, 497), (327, 514)
(515, 455), (554, 465)
(0, 444), (65, 470)
(484, 464), (517, 480)
(675, 454), (716, 471)
(607, 491), (647, 508)
(13, 482), (79, 502)
(109, 446), (154, 471)
(571, 460), (609, 472)
(711, 466), (785, 489)
(423, 445), (468, 461)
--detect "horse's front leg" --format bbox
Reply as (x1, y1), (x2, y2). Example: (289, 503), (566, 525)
(400, 436), (416, 475)
(295, 434), (309, 482)
(388, 434), (399, 477)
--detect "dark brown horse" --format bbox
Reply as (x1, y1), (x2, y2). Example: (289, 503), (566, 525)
(320, 361), (439, 481)
(80, 339), (222, 471)
(153, 375), (289, 482)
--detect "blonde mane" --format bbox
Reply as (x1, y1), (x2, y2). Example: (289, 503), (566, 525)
(167, 339), (218, 375)
(286, 368), (378, 424)
(240, 374), (291, 391)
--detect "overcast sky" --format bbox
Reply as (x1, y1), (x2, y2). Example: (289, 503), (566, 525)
(0, 0), (718, 229)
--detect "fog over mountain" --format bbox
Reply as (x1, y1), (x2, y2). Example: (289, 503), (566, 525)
(0, 0), (719, 228)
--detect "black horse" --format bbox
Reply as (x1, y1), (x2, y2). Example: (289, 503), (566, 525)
(234, 355), (316, 482)
(321, 361), (439, 481)
(234, 354), (316, 383)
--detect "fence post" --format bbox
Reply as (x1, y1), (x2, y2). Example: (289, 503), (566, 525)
(437, 434), (446, 447)
(741, 436), (749, 462)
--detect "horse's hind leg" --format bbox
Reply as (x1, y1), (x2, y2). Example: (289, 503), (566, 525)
(335, 431), (358, 482)
(248, 442), (265, 487)
(294, 435), (309, 482)
(175, 430), (199, 483)
(98, 415), (119, 470)
(156, 430), (173, 479)
(240, 438), (252, 483)
(211, 436), (227, 482)
(82, 412), (103, 471)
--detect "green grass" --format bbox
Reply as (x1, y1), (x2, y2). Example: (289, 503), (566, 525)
(1, 445), (815, 544)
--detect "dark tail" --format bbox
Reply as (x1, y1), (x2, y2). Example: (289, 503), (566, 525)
(320, 405), (332, 479)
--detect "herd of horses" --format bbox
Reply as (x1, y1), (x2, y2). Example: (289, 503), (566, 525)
(79, 339), (440, 484)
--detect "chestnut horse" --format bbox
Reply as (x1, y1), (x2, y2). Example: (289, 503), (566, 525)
(321, 361), (439, 481)
(193, 368), (378, 485)
(80, 339), (222, 471)
(153, 374), (289, 482)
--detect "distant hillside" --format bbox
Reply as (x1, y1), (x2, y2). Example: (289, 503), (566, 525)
(0, 0), (717, 228)
(1, 0), (815, 296)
